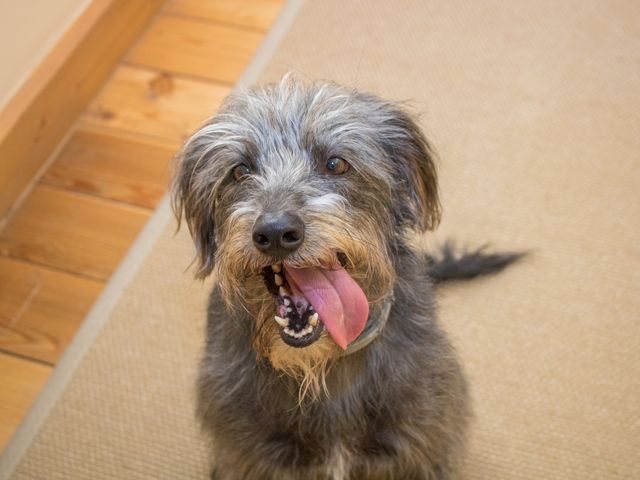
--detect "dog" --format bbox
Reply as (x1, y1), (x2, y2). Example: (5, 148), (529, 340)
(172, 76), (520, 479)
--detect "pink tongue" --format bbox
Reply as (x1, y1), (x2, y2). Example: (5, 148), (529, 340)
(285, 265), (369, 349)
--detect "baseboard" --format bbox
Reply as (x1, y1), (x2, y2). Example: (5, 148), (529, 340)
(0, 0), (163, 221)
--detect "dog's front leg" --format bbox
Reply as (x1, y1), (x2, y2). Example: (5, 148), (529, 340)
(210, 464), (330, 480)
(207, 442), (330, 480)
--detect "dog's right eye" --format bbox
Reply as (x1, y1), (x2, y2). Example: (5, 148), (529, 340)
(324, 157), (350, 175)
(232, 164), (251, 182)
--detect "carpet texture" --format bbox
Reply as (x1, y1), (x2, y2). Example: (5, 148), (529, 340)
(2, 0), (639, 478)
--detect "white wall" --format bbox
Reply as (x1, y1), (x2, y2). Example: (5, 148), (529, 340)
(0, 0), (91, 111)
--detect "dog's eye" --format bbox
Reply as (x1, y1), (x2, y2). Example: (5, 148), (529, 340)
(232, 164), (251, 181)
(324, 157), (350, 175)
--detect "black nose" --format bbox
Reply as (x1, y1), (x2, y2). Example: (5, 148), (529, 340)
(252, 212), (305, 256)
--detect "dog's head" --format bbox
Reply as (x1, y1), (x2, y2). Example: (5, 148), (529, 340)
(173, 77), (439, 385)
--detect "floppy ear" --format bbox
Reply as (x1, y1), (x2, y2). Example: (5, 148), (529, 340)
(171, 136), (219, 279)
(383, 106), (441, 231)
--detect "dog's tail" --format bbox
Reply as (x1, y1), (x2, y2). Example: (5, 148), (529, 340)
(426, 241), (525, 283)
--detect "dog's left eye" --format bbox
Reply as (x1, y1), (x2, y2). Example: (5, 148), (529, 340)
(232, 164), (251, 181)
(324, 157), (350, 175)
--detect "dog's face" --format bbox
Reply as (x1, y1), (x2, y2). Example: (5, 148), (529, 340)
(173, 77), (440, 385)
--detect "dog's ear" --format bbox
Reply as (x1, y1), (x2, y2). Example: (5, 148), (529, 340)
(383, 106), (441, 231)
(171, 133), (219, 279)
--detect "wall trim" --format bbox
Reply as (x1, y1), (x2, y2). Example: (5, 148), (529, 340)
(0, 0), (163, 222)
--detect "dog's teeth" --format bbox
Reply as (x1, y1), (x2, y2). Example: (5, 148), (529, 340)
(274, 274), (283, 286)
(283, 298), (290, 306)
(274, 316), (288, 327)
(303, 326), (312, 336)
(286, 307), (292, 313)
(284, 327), (294, 336)
(309, 313), (319, 326)
(279, 286), (288, 296)
(272, 264), (282, 273)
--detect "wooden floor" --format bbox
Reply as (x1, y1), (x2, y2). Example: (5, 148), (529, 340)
(0, 0), (284, 453)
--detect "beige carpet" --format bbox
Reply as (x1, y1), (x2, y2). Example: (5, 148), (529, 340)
(2, 0), (639, 478)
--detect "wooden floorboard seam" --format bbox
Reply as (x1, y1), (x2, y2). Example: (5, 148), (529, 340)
(33, 183), (155, 213)
(0, 350), (55, 369)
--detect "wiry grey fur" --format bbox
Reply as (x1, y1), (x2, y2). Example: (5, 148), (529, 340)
(173, 77), (514, 479)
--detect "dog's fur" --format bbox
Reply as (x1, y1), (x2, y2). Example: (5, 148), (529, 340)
(172, 77), (519, 479)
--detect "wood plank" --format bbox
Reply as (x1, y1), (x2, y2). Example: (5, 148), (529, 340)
(83, 65), (230, 143)
(125, 14), (264, 84)
(0, 0), (163, 221)
(0, 185), (150, 281)
(41, 127), (176, 209)
(0, 352), (52, 453)
(0, 257), (102, 364)
(164, 0), (284, 31)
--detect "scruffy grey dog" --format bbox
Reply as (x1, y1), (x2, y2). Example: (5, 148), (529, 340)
(172, 76), (519, 480)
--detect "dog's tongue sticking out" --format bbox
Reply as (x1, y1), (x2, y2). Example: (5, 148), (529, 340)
(285, 266), (369, 349)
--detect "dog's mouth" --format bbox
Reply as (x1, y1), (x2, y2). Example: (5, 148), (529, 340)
(262, 264), (325, 348)
(261, 259), (370, 350)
